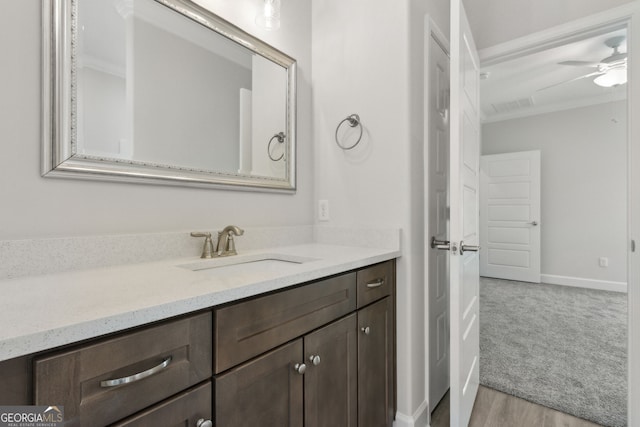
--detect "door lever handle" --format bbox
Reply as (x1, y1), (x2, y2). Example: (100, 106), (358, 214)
(459, 241), (480, 255)
(431, 236), (451, 250)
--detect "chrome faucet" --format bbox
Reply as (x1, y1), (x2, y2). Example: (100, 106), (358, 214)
(215, 225), (244, 257)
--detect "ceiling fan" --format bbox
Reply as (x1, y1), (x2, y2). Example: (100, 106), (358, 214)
(538, 35), (628, 90)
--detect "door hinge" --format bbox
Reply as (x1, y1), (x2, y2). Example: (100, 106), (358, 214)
(632, 239), (636, 253)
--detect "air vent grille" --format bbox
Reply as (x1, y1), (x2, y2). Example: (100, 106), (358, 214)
(491, 97), (535, 114)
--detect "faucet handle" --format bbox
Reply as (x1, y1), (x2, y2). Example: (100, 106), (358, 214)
(190, 232), (214, 259)
(190, 232), (210, 238)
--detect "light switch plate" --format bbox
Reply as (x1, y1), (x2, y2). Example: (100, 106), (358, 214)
(318, 200), (330, 221)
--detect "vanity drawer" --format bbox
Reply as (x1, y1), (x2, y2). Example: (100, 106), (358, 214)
(112, 381), (212, 427)
(357, 261), (394, 308)
(215, 272), (356, 373)
(34, 312), (212, 427)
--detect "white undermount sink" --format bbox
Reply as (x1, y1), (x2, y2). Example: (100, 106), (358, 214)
(177, 253), (318, 273)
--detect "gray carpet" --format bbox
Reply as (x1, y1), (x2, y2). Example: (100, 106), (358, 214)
(479, 277), (627, 427)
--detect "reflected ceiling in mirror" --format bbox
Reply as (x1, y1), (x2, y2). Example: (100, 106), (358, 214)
(43, 0), (297, 191)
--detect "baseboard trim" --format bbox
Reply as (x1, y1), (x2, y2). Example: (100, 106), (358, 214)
(541, 274), (627, 293)
(394, 399), (429, 427)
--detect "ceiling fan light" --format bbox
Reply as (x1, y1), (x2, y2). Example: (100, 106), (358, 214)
(593, 68), (627, 87)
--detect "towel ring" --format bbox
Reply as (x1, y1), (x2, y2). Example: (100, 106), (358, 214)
(335, 114), (363, 150)
(268, 132), (286, 161)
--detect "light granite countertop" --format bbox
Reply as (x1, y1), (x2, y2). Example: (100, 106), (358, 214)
(0, 243), (400, 362)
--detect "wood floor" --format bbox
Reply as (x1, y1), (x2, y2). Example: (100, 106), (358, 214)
(430, 386), (603, 427)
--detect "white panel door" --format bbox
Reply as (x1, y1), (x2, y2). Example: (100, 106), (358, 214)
(450, 1), (480, 426)
(480, 151), (541, 283)
(427, 32), (450, 410)
(449, 0), (480, 427)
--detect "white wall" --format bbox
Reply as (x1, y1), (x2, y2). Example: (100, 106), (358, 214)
(0, 0), (312, 240)
(482, 101), (628, 286)
(312, 0), (449, 422)
(463, 0), (635, 49)
(133, 18), (251, 172)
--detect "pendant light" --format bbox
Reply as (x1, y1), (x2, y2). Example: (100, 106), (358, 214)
(256, 0), (281, 31)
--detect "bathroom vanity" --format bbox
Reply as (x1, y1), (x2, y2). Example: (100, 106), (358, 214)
(0, 244), (397, 426)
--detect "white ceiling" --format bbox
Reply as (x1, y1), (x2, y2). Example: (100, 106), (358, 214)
(463, 0), (634, 50)
(480, 27), (628, 123)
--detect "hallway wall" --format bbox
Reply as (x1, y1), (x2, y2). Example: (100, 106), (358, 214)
(312, 0), (449, 423)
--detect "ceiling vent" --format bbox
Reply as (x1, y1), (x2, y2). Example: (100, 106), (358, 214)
(491, 97), (535, 114)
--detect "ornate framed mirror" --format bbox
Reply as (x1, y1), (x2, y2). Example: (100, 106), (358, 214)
(42, 0), (297, 191)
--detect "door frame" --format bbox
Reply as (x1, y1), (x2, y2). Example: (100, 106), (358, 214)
(477, 4), (640, 425)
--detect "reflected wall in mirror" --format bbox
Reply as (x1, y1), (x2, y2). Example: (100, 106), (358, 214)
(43, 0), (297, 191)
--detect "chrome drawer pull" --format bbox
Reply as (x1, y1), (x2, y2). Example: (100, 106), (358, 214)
(100, 356), (172, 388)
(366, 279), (384, 288)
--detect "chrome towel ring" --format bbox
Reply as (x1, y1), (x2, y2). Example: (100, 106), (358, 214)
(335, 114), (363, 150)
(268, 132), (286, 161)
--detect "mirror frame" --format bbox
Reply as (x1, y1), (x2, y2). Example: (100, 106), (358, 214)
(42, 0), (297, 192)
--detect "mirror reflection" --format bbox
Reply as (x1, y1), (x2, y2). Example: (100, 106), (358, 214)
(77, 0), (288, 178)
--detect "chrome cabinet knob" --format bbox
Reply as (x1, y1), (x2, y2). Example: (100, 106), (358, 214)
(361, 326), (371, 335)
(294, 363), (307, 374)
(309, 355), (321, 366)
(197, 419), (213, 427)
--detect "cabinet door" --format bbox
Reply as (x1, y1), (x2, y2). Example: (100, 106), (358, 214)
(358, 297), (394, 427)
(215, 339), (303, 427)
(304, 314), (357, 427)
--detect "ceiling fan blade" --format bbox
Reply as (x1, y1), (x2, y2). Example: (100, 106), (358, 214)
(558, 60), (600, 67)
(536, 71), (603, 92)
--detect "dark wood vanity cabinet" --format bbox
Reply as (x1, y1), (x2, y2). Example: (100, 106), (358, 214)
(0, 259), (395, 427)
(214, 260), (395, 427)
(112, 381), (212, 427)
(215, 340), (304, 426)
(0, 356), (31, 405)
(304, 313), (358, 427)
(358, 297), (394, 427)
(33, 312), (212, 427)
(214, 272), (357, 373)
(215, 314), (360, 427)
